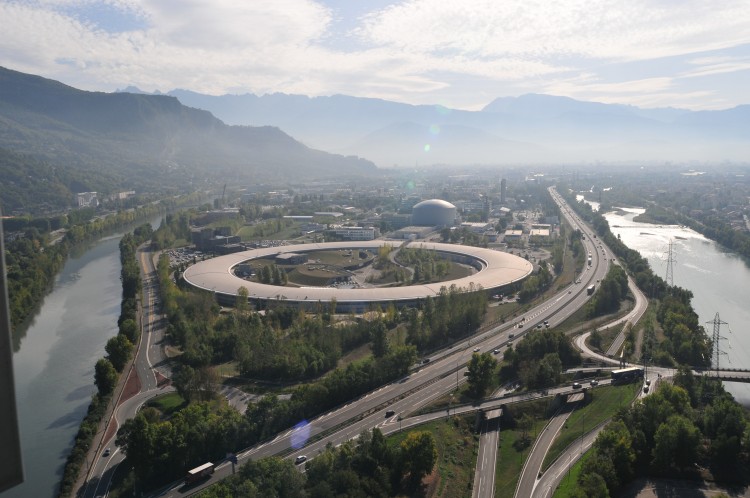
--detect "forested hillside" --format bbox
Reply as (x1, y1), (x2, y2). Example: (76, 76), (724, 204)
(0, 66), (376, 214)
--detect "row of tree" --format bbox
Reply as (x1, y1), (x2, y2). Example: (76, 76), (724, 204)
(4, 195), (192, 336)
(196, 428), (438, 498)
(561, 188), (710, 367)
(572, 370), (748, 497)
(500, 329), (582, 389)
(256, 264), (288, 285)
(57, 223), (152, 497)
(405, 283), (488, 351)
(585, 264), (629, 318)
(395, 246), (451, 283)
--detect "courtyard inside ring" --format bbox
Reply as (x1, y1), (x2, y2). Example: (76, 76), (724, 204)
(182, 241), (534, 313)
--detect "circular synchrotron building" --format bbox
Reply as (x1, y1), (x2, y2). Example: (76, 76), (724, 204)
(182, 241), (533, 313)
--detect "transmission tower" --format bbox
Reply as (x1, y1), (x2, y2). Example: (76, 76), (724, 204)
(706, 312), (728, 376)
(664, 239), (676, 289)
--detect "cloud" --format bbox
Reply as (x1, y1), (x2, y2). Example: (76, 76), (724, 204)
(682, 56), (750, 78)
(0, 0), (749, 110)
(357, 0), (750, 62)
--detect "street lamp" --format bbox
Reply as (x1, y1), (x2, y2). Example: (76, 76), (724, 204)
(580, 411), (585, 455)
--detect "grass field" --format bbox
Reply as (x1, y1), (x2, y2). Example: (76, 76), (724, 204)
(495, 419), (548, 498)
(387, 417), (479, 498)
(306, 249), (374, 266)
(542, 382), (640, 471)
(146, 392), (187, 418)
(551, 448), (594, 497)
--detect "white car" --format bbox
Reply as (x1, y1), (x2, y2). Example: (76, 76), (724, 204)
(295, 455), (307, 465)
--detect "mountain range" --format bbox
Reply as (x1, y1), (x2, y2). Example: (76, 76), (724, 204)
(0, 67), (375, 214)
(152, 88), (750, 167)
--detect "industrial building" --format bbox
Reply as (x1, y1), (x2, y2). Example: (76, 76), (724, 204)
(411, 199), (457, 227)
(183, 241), (533, 313)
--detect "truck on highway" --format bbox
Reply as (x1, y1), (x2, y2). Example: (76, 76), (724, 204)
(587, 284), (595, 295)
(185, 462), (215, 484)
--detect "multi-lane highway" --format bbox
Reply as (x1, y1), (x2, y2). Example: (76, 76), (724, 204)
(155, 188), (613, 497)
(83, 187), (623, 497)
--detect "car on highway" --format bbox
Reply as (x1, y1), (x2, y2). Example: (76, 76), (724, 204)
(103, 448), (110, 457)
(385, 410), (396, 418)
(572, 382), (582, 389)
(590, 379), (599, 386)
(295, 455), (307, 465)
(473, 347), (480, 352)
(493, 348), (500, 354)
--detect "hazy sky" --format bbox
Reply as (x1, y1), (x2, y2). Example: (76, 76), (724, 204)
(2, 0), (749, 110)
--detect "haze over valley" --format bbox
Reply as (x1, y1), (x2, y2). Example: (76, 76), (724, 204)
(3, 2), (750, 498)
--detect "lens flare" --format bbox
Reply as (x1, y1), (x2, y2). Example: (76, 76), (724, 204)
(429, 124), (440, 135)
(424, 144), (431, 152)
(434, 105), (451, 116)
(290, 420), (310, 449)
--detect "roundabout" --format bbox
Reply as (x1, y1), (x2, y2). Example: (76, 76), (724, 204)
(182, 241), (534, 312)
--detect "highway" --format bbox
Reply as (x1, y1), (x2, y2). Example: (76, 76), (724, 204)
(77, 191), (749, 498)
(154, 187), (613, 497)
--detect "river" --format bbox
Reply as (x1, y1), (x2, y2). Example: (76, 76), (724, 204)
(2, 217), (161, 498)
(602, 207), (750, 406)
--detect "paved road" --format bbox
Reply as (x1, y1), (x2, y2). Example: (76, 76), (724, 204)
(157, 189), (613, 497)
(82, 247), (174, 498)
(473, 417), (501, 498)
(517, 400), (580, 498)
(605, 274), (649, 357)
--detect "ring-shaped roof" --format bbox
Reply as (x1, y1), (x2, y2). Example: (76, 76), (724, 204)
(182, 241), (533, 306)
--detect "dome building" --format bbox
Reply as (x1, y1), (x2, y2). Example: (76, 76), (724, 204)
(411, 199), (456, 227)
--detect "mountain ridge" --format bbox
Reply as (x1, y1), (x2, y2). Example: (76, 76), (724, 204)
(0, 66), (376, 213)
(151, 88), (749, 166)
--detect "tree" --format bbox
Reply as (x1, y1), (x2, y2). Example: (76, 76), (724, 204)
(370, 320), (389, 358)
(572, 472), (610, 498)
(172, 364), (196, 401)
(105, 334), (133, 371)
(120, 318), (139, 343)
(466, 352), (497, 398)
(652, 415), (700, 471)
(517, 413), (534, 442)
(400, 431), (437, 484)
(94, 358), (118, 396)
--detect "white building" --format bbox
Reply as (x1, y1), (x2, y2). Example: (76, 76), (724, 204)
(325, 226), (379, 241)
(76, 192), (98, 207)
